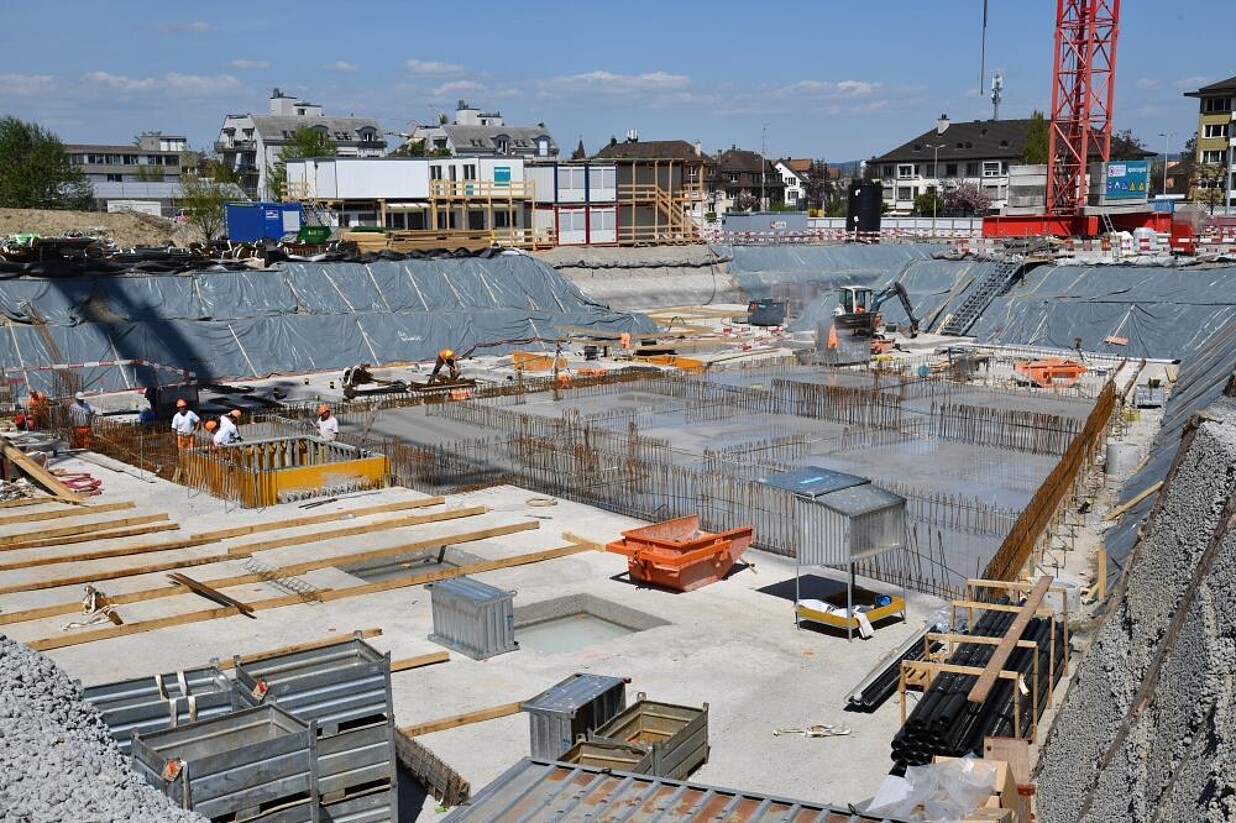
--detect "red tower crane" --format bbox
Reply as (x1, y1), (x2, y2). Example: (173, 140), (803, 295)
(1045, 0), (1120, 217)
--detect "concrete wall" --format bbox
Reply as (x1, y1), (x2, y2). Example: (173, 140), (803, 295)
(1036, 392), (1236, 822)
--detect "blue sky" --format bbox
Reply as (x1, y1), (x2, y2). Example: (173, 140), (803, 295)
(2, 1), (1224, 161)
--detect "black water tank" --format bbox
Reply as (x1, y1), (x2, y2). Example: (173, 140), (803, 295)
(846, 181), (882, 237)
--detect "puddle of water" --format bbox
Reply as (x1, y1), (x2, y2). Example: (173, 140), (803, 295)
(517, 613), (634, 654)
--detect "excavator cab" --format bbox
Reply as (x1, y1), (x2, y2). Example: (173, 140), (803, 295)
(838, 286), (873, 316)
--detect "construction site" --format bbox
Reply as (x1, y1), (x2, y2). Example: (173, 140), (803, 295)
(3, 2), (1236, 822)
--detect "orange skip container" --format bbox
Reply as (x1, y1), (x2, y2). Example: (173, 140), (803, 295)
(605, 515), (754, 592)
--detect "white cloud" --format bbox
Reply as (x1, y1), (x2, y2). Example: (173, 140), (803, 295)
(154, 21), (215, 33)
(770, 79), (882, 99)
(406, 59), (464, 76)
(230, 59), (271, 70)
(544, 70), (691, 95)
(432, 80), (486, 98)
(0, 73), (56, 95)
(323, 60), (359, 73)
(82, 71), (241, 96)
(1136, 77), (1163, 91)
(1174, 75), (1209, 89)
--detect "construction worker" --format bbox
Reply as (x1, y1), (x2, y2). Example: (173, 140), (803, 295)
(429, 348), (459, 383)
(170, 398), (200, 450)
(68, 392), (98, 449)
(317, 404), (338, 441)
(27, 390), (48, 430)
(214, 409), (243, 446)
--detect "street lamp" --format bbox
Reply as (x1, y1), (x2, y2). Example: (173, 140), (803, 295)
(1158, 131), (1175, 196)
(925, 143), (945, 237)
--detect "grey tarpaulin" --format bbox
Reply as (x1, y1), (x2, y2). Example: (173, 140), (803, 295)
(0, 254), (656, 393)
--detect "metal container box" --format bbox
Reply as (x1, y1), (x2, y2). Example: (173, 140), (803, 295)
(82, 665), (239, 754)
(589, 693), (709, 779)
(1133, 386), (1165, 408)
(131, 704), (319, 822)
(234, 637), (396, 818)
(320, 788), (395, 823)
(558, 739), (653, 773)
(428, 576), (518, 660)
(521, 673), (627, 760)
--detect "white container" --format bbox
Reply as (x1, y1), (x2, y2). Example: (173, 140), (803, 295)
(1105, 440), (1140, 477)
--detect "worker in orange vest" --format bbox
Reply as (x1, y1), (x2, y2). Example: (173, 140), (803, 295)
(68, 392), (98, 449)
(27, 390), (49, 430)
(430, 348), (460, 382)
(170, 399), (200, 450)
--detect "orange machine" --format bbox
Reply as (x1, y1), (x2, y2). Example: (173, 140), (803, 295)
(605, 515), (754, 592)
(1014, 359), (1087, 389)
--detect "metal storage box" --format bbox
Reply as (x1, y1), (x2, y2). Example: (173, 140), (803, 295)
(428, 576), (518, 660)
(131, 704), (319, 822)
(521, 673), (627, 760)
(558, 739), (653, 773)
(319, 788), (395, 823)
(83, 665), (239, 754)
(234, 637), (396, 819)
(589, 693), (709, 779)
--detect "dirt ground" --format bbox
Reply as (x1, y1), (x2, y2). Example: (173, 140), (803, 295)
(0, 208), (202, 248)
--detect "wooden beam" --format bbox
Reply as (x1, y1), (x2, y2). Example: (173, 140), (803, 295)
(1104, 481), (1164, 521)
(967, 576), (1053, 705)
(0, 513), (170, 549)
(560, 531), (607, 551)
(0, 497), (55, 510)
(168, 573), (255, 616)
(224, 507), (486, 557)
(0, 517), (529, 603)
(0, 527), (193, 572)
(197, 496), (445, 542)
(0, 520), (539, 624)
(398, 701), (523, 737)
(26, 540), (581, 651)
(0, 522), (182, 556)
(390, 651), (450, 672)
(216, 629), (384, 671)
(0, 499), (134, 527)
(1, 443), (81, 501)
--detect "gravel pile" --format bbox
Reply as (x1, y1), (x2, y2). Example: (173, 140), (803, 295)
(0, 635), (206, 823)
(1037, 396), (1236, 822)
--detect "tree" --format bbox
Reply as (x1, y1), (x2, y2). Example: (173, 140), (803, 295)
(800, 160), (831, 212)
(1109, 128), (1148, 160)
(267, 127), (337, 199)
(389, 138), (427, 158)
(0, 116), (94, 210)
(1193, 163), (1226, 215)
(1023, 110), (1049, 164)
(178, 174), (229, 241)
(913, 190), (943, 217)
(942, 181), (992, 216)
(1168, 133), (1197, 195)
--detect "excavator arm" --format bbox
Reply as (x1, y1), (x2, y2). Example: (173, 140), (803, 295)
(873, 282), (920, 338)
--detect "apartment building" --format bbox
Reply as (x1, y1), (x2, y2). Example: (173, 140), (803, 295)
(65, 133), (189, 215)
(1184, 75), (1236, 211)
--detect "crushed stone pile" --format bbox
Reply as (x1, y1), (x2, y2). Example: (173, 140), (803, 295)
(0, 635), (206, 823)
(1036, 393), (1236, 822)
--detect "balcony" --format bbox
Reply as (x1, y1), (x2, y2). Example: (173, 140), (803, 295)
(215, 138), (256, 153)
(429, 179), (533, 199)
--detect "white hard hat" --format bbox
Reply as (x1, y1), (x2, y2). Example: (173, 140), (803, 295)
(75, 391), (86, 401)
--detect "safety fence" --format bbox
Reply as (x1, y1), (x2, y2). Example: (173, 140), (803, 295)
(981, 377), (1118, 582)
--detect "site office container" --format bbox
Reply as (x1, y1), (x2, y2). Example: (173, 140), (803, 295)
(131, 704), (320, 823)
(588, 693), (709, 780)
(427, 576), (518, 660)
(521, 673), (628, 760)
(82, 665), (240, 755)
(234, 637), (396, 821)
(225, 202), (303, 242)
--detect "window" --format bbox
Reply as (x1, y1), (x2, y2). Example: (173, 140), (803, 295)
(593, 208), (615, 232)
(106, 173), (123, 182)
(1204, 124), (1230, 139)
(560, 210), (586, 232)
(493, 211), (510, 228)
(494, 136), (510, 154)
(728, 173), (738, 184)
(897, 164), (916, 179)
(1203, 97), (1233, 113)
(966, 162), (980, 177)
(881, 165), (893, 177)
(468, 210), (485, 230)
(448, 165), (457, 182)
(537, 138), (549, 157)
(1202, 150), (1226, 164)
(463, 165), (477, 181)
(896, 186), (915, 201)
(982, 161), (1003, 178)
(430, 166), (443, 180)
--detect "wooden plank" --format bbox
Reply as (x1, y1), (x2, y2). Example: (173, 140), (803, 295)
(0, 517), (529, 602)
(224, 506), (485, 556)
(0, 513), (170, 548)
(0, 522), (182, 556)
(399, 701), (524, 737)
(26, 540), (579, 651)
(560, 531), (607, 551)
(1104, 481), (1164, 521)
(390, 651), (450, 672)
(0, 499), (134, 527)
(0, 497), (56, 510)
(0, 533), (214, 573)
(967, 576), (1053, 705)
(1, 443), (81, 501)
(950, 600), (1055, 617)
(195, 496), (445, 542)
(217, 629), (384, 670)
(168, 572), (255, 616)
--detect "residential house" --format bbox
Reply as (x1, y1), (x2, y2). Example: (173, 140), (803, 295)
(66, 133), (189, 216)
(216, 88), (386, 199)
(593, 136), (710, 243)
(773, 160), (806, 209)
(410, 101), (558, 160)
(711, 147), (785, 215)
(871, 115), (1029, 215)
(1184, 76), (1236, 210)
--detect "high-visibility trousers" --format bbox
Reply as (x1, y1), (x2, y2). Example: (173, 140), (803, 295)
(71, 426), (93, 450)
(177, 434), (195, 450)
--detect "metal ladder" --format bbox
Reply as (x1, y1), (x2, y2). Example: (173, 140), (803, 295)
(939, 257), (1025, 337)
(301, 201), (332, 227)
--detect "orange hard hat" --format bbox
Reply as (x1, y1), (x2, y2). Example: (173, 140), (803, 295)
(229, 409), (242, 419)
(204, 420), (218, 432)
(318, 404), (330, 415)
(440, 348), (455, 359)
(175, 399), (187, 408)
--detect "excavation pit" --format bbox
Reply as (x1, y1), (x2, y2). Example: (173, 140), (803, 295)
(513, 593), (668, 654)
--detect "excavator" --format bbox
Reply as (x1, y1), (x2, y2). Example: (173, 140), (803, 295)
(833, 282), (921, 354)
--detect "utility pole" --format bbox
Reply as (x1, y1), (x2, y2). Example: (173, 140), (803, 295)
(760, 123), (768, 211)
(1158, 132), (1174, 196)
